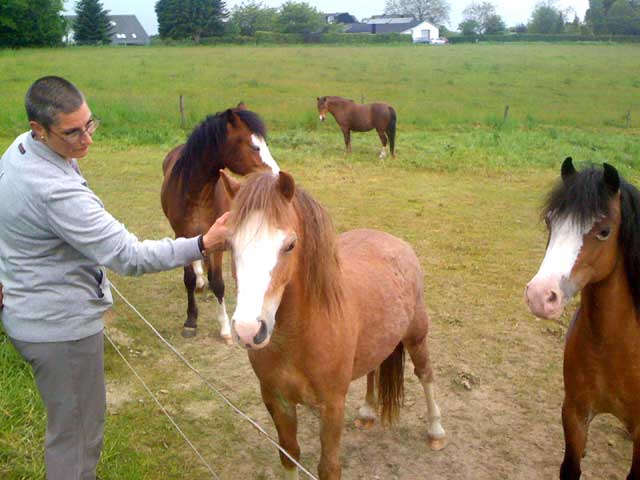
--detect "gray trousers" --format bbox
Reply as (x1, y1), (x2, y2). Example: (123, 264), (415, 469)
(11, 331), (105, 480)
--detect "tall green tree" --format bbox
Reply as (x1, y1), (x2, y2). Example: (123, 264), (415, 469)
(230, 1), (277, 36)
(529, 2), (565, 33)
(0, 0), (65, 47)
(73, 0), (112, 45)
(461, 2), (505, 33)
(275, 2), (323, 34)
(156, 0), (227, 42)
(585, 0), (607, 32)
(384, 0), (451, 24)
(605, 0), (640, 33)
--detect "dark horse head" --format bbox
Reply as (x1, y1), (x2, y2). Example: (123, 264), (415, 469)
(170, 108), (279, 188)
(525, 157), (640, 319)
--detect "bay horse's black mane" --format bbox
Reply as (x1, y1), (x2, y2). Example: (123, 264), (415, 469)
(171, 108), (266, 186)
(544, 163), (640, 310)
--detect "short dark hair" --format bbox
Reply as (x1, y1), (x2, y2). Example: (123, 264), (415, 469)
(25, 76), (85, 130)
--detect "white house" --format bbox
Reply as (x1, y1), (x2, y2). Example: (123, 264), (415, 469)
(345, 15), (439, 43)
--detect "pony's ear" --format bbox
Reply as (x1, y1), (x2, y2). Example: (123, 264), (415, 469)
(226, 108), (241, 127)
(603, 163), (620, 193)
(236, 101), (247, 110)
(561, 156), (576, 182)
(219, 169), (241, 199)
(277, 171), (295, 201)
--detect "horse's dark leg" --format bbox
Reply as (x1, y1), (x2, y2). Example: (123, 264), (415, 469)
(376, 129), (388, 159)
(355, 372), (376, 428)
(341, 129), (351, 154)
(560, 400), (589, 479)
(627, 436), (640, 479)
(404, 328), (446, 450)
(317, 396), (346, 480)
(208, 251), (232, 343)
(182, 265), (198, 338)
(262, 388), (300, 479)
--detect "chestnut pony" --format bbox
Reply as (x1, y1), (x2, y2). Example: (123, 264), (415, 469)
(525, 157), (640, 479)
(220, 170), (445, 480)
(161, 107), (278, 339)
(317, 96), (396, 158)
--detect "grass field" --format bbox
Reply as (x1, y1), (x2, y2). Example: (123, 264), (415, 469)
(1, 43), (640, 479)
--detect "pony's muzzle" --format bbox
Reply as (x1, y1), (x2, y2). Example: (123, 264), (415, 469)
(319, 115), (325, 122)
(232, 317), (272, 349)
(524, 278), (565, 320)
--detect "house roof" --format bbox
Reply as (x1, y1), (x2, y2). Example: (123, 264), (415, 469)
(345, 19), (421, 34)
(64, 14), (149, 45)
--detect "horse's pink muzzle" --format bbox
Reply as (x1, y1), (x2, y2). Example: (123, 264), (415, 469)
(524, 275), (566, 320)
(232, 318), (272, 350)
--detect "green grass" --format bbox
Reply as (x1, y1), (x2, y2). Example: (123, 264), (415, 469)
(1, 43), (640, 479)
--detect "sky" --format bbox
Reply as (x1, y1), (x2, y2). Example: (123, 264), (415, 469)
(64, 0), (589, 36)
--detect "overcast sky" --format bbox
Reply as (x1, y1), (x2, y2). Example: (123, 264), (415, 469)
(64, 0), (589, 36)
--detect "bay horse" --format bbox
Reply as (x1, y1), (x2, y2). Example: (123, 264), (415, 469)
(525, 157), (640, 479)
(317, 96), (396, 158)
(219, 170), (445, 479)
(161, 107), (279, 339)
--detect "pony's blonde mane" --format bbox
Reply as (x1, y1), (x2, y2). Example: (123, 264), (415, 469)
(230, 173), (343, 317)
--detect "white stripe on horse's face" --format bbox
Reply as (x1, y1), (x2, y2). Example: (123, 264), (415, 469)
(538, 215), (593, 281)
(525, 214), (594, 319)
(231, 211), (286, 348)
(252, 134), (279, 174)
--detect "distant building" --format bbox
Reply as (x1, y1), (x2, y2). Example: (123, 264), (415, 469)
(325, 12), (357, 24)
(64, 15), (150, 46)
(344, 15), (439, 43)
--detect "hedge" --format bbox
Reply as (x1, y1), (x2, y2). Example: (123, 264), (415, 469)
(448, 33), (640, 44)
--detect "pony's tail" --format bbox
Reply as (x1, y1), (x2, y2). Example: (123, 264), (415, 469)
(386, 106), (397, 157)
(377, 342), (405, 426)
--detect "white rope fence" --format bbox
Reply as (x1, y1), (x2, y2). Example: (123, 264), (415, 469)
(109, 281), (319, 480)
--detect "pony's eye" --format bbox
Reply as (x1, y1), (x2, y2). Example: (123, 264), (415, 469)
(251, 144), (260, 152)
(596, 227), (611, 241)
(544, 213), (552, 229)
(282, 240), (296, 253)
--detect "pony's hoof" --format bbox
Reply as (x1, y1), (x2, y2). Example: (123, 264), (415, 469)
(428, 436), (446, 451)
(182, 327), (197, 338)
(354, 418), (375, 429)
(221, 334), (234, 345)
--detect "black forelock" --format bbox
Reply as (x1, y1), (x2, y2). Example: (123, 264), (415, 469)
(619, 179), (640, 311)
(543, 164), (614, 229)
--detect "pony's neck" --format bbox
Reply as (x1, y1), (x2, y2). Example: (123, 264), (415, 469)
(580, 255), (638, 339)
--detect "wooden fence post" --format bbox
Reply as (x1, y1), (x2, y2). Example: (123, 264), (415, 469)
(179, 94), (186, 128)
(503, 105), (510, 121)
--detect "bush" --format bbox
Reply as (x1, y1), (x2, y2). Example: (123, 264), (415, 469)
(448, 33), (640, 44)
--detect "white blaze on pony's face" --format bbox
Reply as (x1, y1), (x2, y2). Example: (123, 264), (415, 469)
(230, 211), (296, 349)
(251, 134), (279, 174)
(525, 214), (594, 320)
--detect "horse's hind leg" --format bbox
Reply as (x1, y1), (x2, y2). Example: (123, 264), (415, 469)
(262, 388), (301, 480)
(404, 323), (446, 450)
(376, 129), (388, 159)
(208, 251), (232, 344)
(560, 400), (589, 479)
(182, 265), (198, 338)
(355, 372), (376, 429)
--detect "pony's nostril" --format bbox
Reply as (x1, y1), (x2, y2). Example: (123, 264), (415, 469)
(547, 290), (558, 305)
(253, 319), (269, 345)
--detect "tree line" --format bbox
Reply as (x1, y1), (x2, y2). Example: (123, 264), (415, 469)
(1, 0), (639, 47)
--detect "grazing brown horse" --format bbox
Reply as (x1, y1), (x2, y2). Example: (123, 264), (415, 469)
(525, 157), (640, 479)
(161, 107), (279, 339)
(220, 170), (445, 480)
(317, 95), (396, 158)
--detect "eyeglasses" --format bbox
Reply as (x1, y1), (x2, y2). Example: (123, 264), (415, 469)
(49, 118), (100, 144)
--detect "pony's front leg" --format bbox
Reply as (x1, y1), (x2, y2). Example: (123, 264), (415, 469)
(208, 251), (232, 344)
(318, 398), (346, 480)
(560, 400), (589, 480)
(341, 129), (351, 154)
(182, 265), (198, 337)
(262, 390), (300, 480)
(627, 434), (640, 479)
